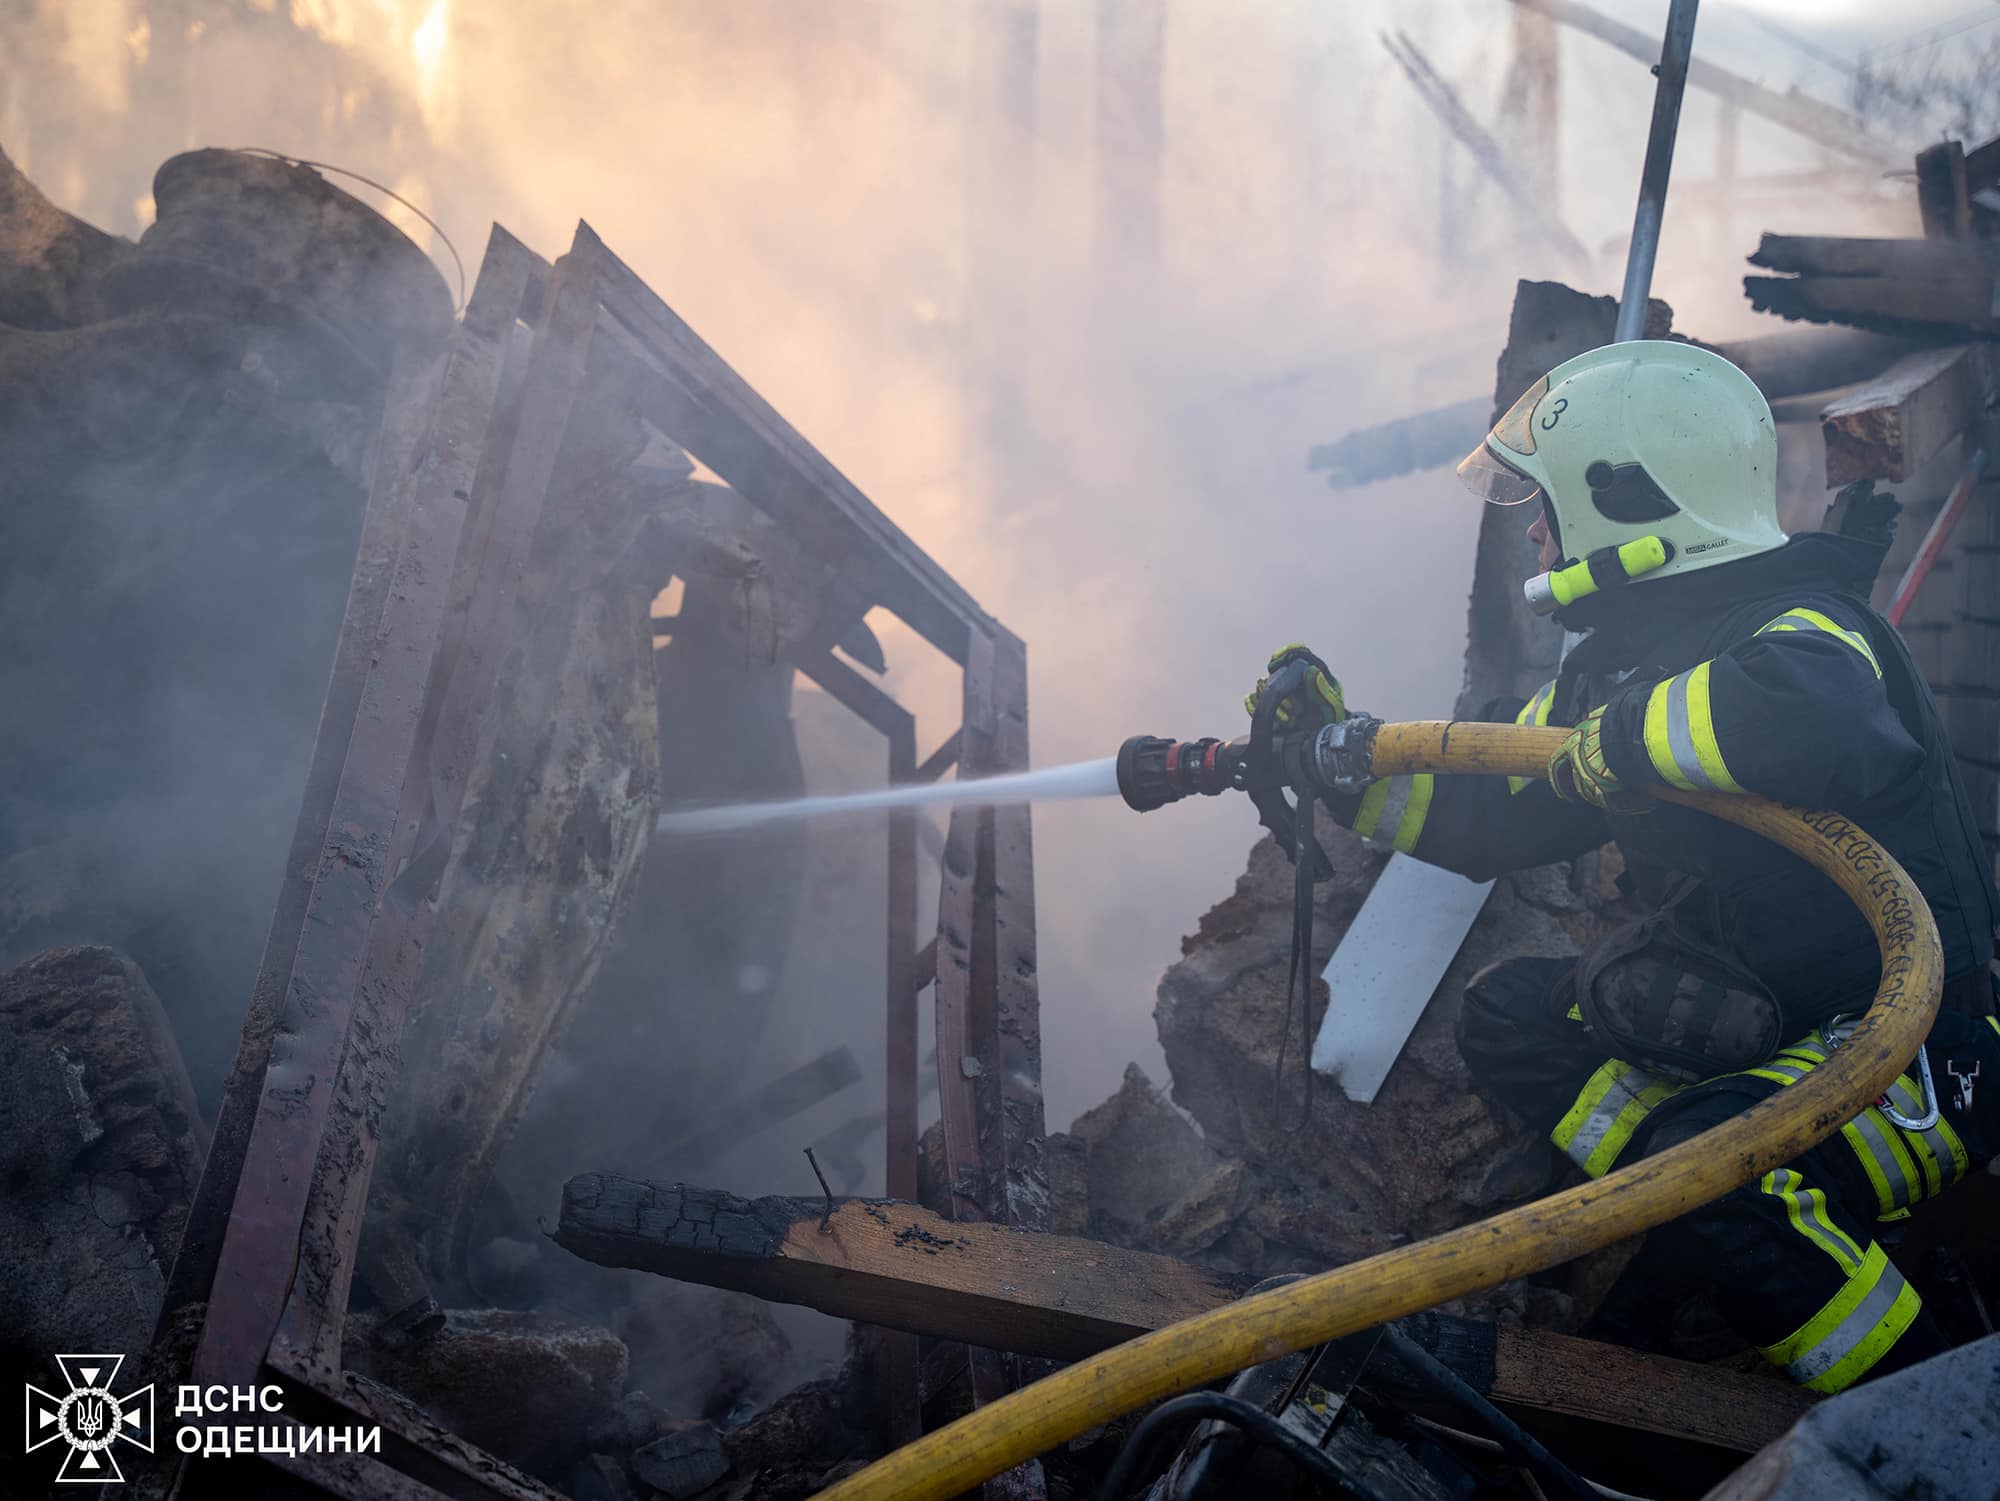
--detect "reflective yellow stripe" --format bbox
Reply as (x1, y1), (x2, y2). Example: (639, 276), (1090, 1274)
(1843, 1107), (1923, 1216)
(1762, 1167), (1865, 1276)
(1353, 775), (1432, 852)
(1684, 661), (1744, 793)
(1757, 608), (1882, 679)
(1551, 1059), (1679, 1178)
(1641, 664), (1744, 794)
(1351, 778), (1392, 839)
(1758, 1242), (1922, 1393)
(1509, 683), (1557, 793)
(1728, 1035), (1945, 1217)
(1878, 1075), (1968, 1196)
(1390, 775), (1434, 854)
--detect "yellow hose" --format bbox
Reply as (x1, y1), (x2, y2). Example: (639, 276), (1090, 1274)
(816, 721), (1943, 1501)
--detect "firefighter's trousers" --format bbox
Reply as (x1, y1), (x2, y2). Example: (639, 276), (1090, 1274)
(1458, 957), (2000, 1393)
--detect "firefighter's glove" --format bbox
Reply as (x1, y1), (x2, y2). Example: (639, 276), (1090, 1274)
(1548, 709), (1652, 815)
(1245, 645), (1346, 729)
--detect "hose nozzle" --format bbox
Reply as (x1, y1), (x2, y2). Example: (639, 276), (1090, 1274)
(1116, 735), (1243, 812)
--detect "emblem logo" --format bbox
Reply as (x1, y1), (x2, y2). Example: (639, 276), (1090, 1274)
(24, 1354), (154, 1483)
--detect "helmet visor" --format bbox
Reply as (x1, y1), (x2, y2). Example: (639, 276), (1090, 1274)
(1455, 442), (1542, 506)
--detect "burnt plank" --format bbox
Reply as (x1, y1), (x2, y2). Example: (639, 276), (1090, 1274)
(556, 1174), (1814, 1453)
(1746, 270), (2000, 337)
(189, 223), (535, 1391)
(271, 231), (595, 1379)
(1819, 345), (1997, 486)
(151, 333), (447, 1357)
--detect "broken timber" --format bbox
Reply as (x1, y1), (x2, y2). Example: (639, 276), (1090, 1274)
(1746, 233), (2000, 338)
(1819, 344), (2000, 487)
(555, 1173), (1815, 1454)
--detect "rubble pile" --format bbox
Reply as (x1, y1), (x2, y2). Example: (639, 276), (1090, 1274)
(0, 946), (207, 1386)
(1050, 819), (1638, 1327)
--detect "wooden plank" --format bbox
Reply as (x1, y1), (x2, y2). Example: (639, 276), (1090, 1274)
(190, 222), (536, 1392)
(151, 331), (447, 1361)
(555, 1174), (1814, 1453)
(1820, 345), (1997, 485)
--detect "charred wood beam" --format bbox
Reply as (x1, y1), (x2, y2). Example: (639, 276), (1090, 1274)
(1308, 398), (1489, 490)
(1820, 344), (1999, 486)
(555, 1175), (1816, 1453)
(1746, 233), (2000, 338)
(187, 226), (543, 1392)
(1381, 30), (1589, 268)
(1510, 0), (1904, 168)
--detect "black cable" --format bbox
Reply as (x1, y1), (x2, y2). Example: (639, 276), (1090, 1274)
(1094, 1391), (1394, 1501)
(1379, 1325), (1599, 1501)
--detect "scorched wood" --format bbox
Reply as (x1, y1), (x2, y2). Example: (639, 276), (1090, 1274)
(555, 1173), (1815, 1453)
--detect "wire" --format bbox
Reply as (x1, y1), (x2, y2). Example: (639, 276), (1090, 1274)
(1093, 1391), (1395, 1501)
(230, 147), (468, 315)
(1378, 1324), (1599, 1501)
(1402, 1416), (1662, 1501)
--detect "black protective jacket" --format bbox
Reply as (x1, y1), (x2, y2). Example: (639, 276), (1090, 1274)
(1341, 534), (1998, 1036)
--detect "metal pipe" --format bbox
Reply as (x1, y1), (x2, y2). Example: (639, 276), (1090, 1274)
(1612, 0), (1700, 342)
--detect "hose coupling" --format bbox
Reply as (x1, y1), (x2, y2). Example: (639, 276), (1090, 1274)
(1306, 715), (1380, 796)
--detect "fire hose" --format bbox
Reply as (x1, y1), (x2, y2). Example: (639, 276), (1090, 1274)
(814, 717), (1943, 1501)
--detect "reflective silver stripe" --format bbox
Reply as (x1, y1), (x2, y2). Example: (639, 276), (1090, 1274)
(1786, 1259), (1911, 1385)
(1758, 609), (1882, 677)
(1364, 776), (1415, 848)
(1765, 1167), (1864, 1274)
(1561, 1064), (1664, 1172)
(1661, 672), (1724, 792)
(1848, 1110), (1919, 1208)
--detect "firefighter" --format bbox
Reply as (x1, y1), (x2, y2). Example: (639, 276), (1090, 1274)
(1259, 340), (2000, 1393)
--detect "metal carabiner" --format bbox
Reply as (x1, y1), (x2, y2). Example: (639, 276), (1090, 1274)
(1819, 1017), (1941, 1132)
(1880, 1042), (1942, 1132)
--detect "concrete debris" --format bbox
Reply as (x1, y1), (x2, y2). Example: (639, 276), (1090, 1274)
(632, 1419), (731, 1499)
(1701, 1333), (2000, 1501)
(345, 1308), (630, 1481)
(0, 947), (205, 1384)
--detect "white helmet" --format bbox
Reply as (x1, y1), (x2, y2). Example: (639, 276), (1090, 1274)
(1456, 341), (1786, 615)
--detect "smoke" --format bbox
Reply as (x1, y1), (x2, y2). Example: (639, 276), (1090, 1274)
(5, 0), (1947, 1156)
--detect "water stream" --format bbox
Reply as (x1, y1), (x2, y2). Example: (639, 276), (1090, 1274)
(654, 756), (1122, 835)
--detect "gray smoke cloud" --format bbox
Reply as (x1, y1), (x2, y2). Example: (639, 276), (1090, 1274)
(5, 0), (1954, 1153)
